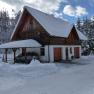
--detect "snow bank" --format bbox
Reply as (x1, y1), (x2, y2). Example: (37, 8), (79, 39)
(16, 60), (58, 78)
(0, 58), (58, 92)
(0, 55), (94, 94)
(29, 59), (42, 66)
(0, 58), (58, 79)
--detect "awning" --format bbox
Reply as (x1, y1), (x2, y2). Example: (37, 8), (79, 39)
(0, 39), (41, 49)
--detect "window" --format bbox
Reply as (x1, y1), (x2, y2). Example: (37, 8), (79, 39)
(40, 48), (45, 56)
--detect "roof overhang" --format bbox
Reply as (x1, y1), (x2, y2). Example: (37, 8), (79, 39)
(0, 39), (41, 49)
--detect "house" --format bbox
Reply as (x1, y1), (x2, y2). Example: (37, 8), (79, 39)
(0, 6), (87, 63)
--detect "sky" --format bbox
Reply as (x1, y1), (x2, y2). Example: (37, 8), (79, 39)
(0, 0), (94, 23)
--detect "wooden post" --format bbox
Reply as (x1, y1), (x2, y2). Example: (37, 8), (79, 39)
(22, 48), (27, 63)
(12, 48), (17, 63)
(22, 48), (26, 58)
(5, 49), (8, 63)
(25, 48), (27, 60)
(48, 45), (50, 62)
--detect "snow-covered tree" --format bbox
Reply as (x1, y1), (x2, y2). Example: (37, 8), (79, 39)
(76, 17), (94, 54)
(0, 10), (16, 44)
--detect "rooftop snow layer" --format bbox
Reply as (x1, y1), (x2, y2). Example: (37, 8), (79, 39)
(0, 39), (41, 49)
(25, 6), (73, 38)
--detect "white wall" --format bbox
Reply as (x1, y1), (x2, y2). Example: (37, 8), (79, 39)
(45, 45), (81, 62)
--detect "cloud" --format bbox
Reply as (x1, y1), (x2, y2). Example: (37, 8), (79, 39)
(76, 6), (88, 16)
(23, 0), (61, 14)
(0, 0), (24, 6)
(54, 12), (68, 21)
(54, 12), (63, 19)
(0, 0), (68, 17)
(63, 5), (88, 17)
(63, 5), (76, 16)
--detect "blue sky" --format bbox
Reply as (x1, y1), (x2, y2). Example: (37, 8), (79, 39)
(0, 0), (93, 24)
(58, 0), (94, 23)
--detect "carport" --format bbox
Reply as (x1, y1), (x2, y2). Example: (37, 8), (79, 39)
(0, 39), (41, 63)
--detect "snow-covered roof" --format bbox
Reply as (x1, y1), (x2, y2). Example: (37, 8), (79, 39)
(0, 39), (41, 49)
(11, 6), (87, 40)
(76, 28), (88, 40)
(25, 6), (73, 38)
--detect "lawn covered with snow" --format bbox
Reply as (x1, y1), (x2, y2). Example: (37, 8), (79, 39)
(0, 55), (94, 94)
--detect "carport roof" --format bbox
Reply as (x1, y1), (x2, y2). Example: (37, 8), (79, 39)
(0, 39), (41, 49)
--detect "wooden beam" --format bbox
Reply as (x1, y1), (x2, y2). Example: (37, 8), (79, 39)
(5, 49), (8, 63)
(22, 48), (27, 62)
(24, 48), (27, 60)
(12, 48), (17, 63)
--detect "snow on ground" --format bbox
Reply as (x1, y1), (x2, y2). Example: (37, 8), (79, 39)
(0, 55), (94, 94)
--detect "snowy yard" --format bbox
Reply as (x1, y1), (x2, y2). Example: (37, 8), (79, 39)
(0, 55), (94, 94)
